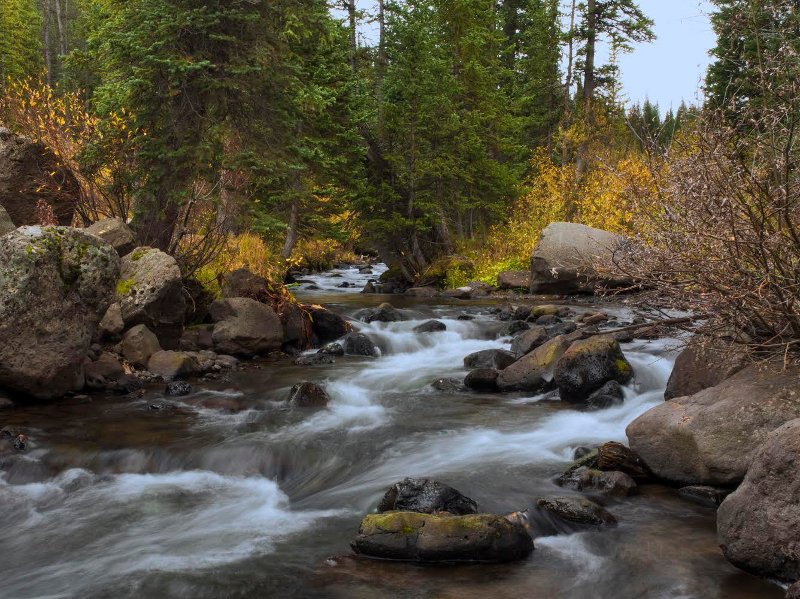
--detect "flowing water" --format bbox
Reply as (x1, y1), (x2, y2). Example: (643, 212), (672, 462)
(0, 265), (784, 599)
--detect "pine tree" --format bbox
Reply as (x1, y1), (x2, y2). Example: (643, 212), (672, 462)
(0, 0), (43, 89)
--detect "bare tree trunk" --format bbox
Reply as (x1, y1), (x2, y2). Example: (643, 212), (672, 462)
(345, 0), (357, 72)
(575, 0), (596, 184)
(41, 0), (53, 85)
(280, 176), (302, 260)
(54, 0), (67, 57)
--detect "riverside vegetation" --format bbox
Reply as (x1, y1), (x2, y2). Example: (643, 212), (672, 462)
(0, 1), (799, 598)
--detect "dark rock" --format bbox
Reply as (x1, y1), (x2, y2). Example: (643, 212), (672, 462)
(182, 277), (216, 325)
(546, 321), (578, 338)
(221, 268), (268, 300)
(718, 418), (800, 583)
(414, 320), (447, 334)
(554, 336), (633, 403)
(497, 335), (572, 392)
(499, 320), (530, 337)
(179, 325), (215, 352)
(536, 496), (617, 527)
(573, 446), (594, 460)
(529, 222), (632, 295)
(561, 442), (650, 481)
(280, 302), (313, 352)
(463, 349), (516, 370)
(305, 284), (321, 290)
(13, 433), (28, 452)
(0, 129), (80, 226)
(342, 332), (379, 357)
(84, 352), (125, 390)
(511, 326), (550, 358)
(406, 287), (438, 298)
(497, 270), (531, 290)
(165, 381), (192, 396)
(627, 365), (800, 485)
(512, 306), (533, 321)
(457, 314), (475, 321)
(665, 339), (749, 400)
(464, 368), (499, 391)
(430, 378), (466, 392)
(557, 467), (637, 498)
(583, 380), (625, 410)
(581, 312), (609, 326)
(678, 485), (730, 507)
(337, 282), (352, 288)
(288, 382), (330, 408)
(308, 306), (351, 343)
(787, 582), (800, 599)
(294, 354), (336, 366)
(357, 302), (404, 323)
(85, 218), (136, 256)
(466, 280), (494, 296)
(377, 478), (478, 515)
(535, 314), (561, 326)
(361, 281), (377, 294)
(351, 512), (533, 563)
(319, 342), (345, 356)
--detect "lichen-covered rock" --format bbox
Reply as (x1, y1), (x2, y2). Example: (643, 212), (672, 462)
(664, 339), (749, 400)
(351, 512), (533, 563)
(118, 247), (185, 349)
(0, 204), (14, 235)
(463, 349), (516, 370)
(497, 335), (572, 392)
(377, 478), (478, 515)
(121, 324), (162, 367)
(718, 418), (800, 583)
(0, 226), (119, 399)
(147, 350), (200, 380)
(529, 222), (632, 294)
(627, 365), (800, 485)
(209, 298), (283, 357)
(554, 336), (633, 402)
(464, 368), (499, 391)
(288, 382), (330, 408)
(536, 496), (617, 527)
(85, 218), (136, 256)
(0, 128), (80, 227)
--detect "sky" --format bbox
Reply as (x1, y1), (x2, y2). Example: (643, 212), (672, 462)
(334, 0), (718, 113)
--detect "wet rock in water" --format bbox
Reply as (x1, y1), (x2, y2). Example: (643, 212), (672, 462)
(595, 441), (651, 479)
(464, 368), (500, 392)
(554, 336), (633, 403)
(463, 349), (516, 370)
(534, 314), (561, 326)
(580, 312), (609, 326)
(357, 302), (405, 323)
(165, 381), (192, 396)
(457, 314), (475, 321)
(295, 354), (336, 366)
(306, 284), (321, 290)
(497, 335), (572, 392)
(511, 326), (550, 358)
(337, 282), (352, 288)
(512, 306), (533, 321)
(147, 350), (201, 380)
(210, 297), (283, 357)
(498, 320), (530, 337)
(558, 467), (637, 498)
(342, 333), (379, 357)
(678, 485), (731, 508)
(497, 270), (531, 291)
(214, 354), (239, 370)
(718, 418), (800, 583)
(148, 401), (169, 411)
(583, 380), (625, 410)
(85, 218), (136, 256)
(546, 321), (578, 339)
(118, 247), (186, 349)
(288, 382), (330, 408)
(430, 378), (466, 392)
(308, 306), (351, 343)
(536, 496), (617, 527)
(319, 341), (345, 356)
(573, 446), (594, 460)
(413, 320), (447, 334)
(664, 338), (748, 400)
(627, 365), (800, 486)
(220, 268), (268, 300)
(377, 477), (478, 515)
(351, 512), (533, 563)
(0, 226), (120, 399)
(406, 287), (438, 298)
(12, 433), (28, 452)
(361, 281), (377, 294)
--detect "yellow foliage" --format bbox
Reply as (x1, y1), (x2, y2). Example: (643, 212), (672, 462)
(194, 233), (286, 295)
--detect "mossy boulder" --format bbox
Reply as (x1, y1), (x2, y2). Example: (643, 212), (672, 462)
(118, 247), (186, 349)
(497, 335), (572, 392)
(554, 336), (633, 403)
(351, 512), (533, 563)
(0, 226), (119, 399)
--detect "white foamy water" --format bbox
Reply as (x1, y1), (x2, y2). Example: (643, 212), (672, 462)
(293, 263), (389, 294)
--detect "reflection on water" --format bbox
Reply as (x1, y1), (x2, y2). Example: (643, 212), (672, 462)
(0, 274), (784, 598)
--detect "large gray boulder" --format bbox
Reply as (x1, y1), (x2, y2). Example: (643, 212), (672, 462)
(718, 418), (800, 584)
(118, 247), (186, 348)
(209, 297), (283, 356)
(664, 339), (748, 400)
(351, 512), (533, 563)
(85, 218), (136, 256)
(0, 226), (119, 398)
(529, 222), (631, 295)
(627, 365), (800, 485)
(0, 205), (14, 235)
(496, 335), (572, 392)
(0, 128), (80, 227)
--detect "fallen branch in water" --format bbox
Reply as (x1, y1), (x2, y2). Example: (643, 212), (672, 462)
(577, 315), (702, 339)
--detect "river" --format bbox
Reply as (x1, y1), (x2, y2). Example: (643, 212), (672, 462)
(0, 265), (783, 599)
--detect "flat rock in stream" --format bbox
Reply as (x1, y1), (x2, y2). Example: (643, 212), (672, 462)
(351, 512), (533, 563)
(536, 496), (617, 527)
(377, 477), (478, 515)
(558, 467), (637, 498)
(413, 320), (447, 333)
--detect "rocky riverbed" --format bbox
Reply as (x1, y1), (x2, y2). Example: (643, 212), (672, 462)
(0, 269), (788, 599)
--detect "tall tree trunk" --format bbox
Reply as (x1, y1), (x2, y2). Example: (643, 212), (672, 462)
(54, 0), (67, 57)
(41, 0), (53, 85)
(575, 0), (596, 183)
(345, 0), (357, 72)
(280, 177), (301, 260)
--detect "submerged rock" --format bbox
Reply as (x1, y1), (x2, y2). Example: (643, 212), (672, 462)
(464, 368), (500, 392)
(627, 365), (800, 485)
(377, 478), (478, 515)
(351, 512), (533, 563)
(718, 418), (800, 583)
(430, 378), (466, 393)
(319, 341), (345, 356)
(165, 381), (192, 397)
(413, 320), (446, 333)
(536, 496), (617, 527)
(357, 302), (405, 323)
(295, 354), (336, 366)
(558, 467), (637, 498)
(288, 382), (330, 408)
(554, 336), (633, 403)
(678, 485), (730, 508)
(0, 226), (120, 399)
